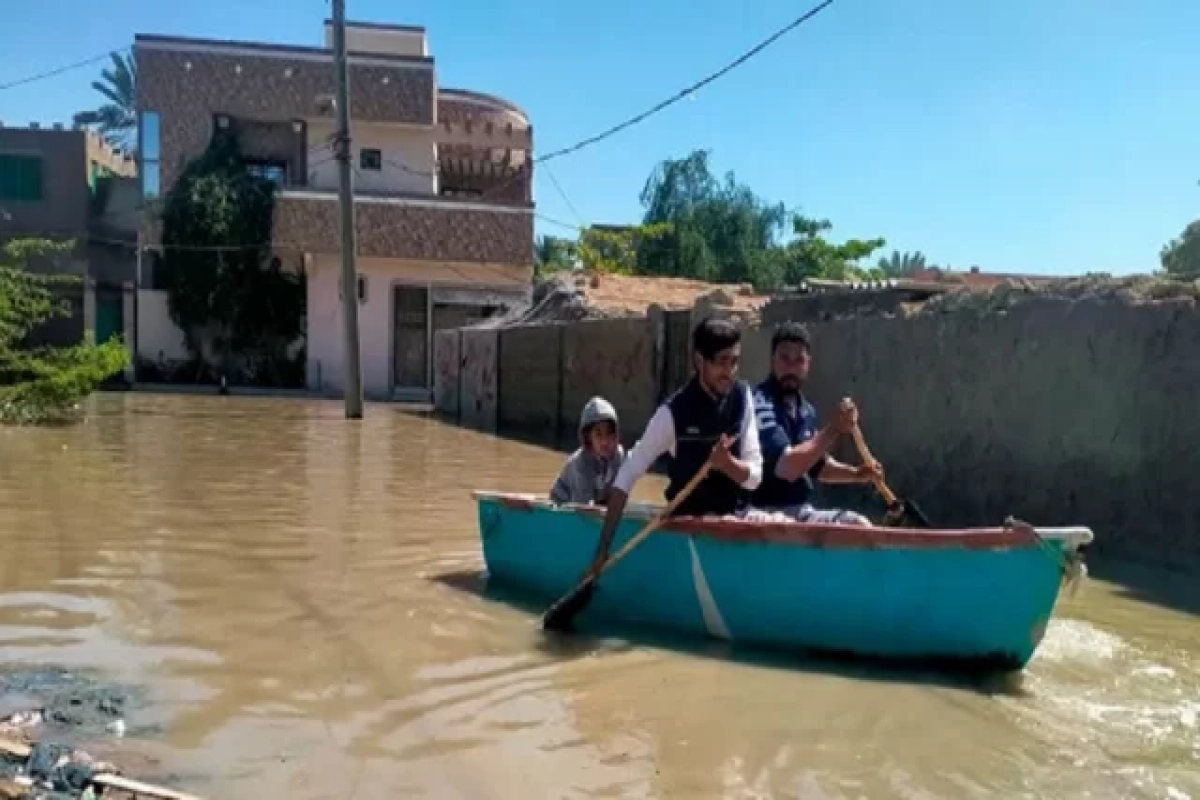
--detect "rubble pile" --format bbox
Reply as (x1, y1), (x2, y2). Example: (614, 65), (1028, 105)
(0, 669), (196, 800)
(919, 273), (1200, 316)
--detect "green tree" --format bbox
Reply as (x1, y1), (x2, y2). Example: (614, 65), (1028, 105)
(1161, 220), (1200, 276)
(534, 235), (577, 276)
(783, 216), (887, 284)
(637, 150), (789, 286)
(73, 52), (137, 150)
(877, 250), (929, 278)
(0, 238), (130, 424)
(158, 131), (306, 386)
(632, 149), (885, 291)
(576, 224), (673, 274)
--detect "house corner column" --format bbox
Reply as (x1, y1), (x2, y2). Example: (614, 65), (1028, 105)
(122, 281), (136, 383)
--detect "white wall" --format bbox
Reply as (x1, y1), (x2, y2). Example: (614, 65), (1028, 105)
(306, 256), (530, 398)
(324, 24), (428, 58)
(306, 257), (393, 396)
(306, 120), (435, 195)
(137, 289), (190, 362)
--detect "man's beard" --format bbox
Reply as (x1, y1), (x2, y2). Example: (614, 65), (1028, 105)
(778, 375), (801, 395)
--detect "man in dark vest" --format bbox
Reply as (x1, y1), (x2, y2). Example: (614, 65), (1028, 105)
(747, 321), (880, 525)
(581, 316), (763, 579)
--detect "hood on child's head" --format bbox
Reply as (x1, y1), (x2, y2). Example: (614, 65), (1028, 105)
(578, 396), (619, 448)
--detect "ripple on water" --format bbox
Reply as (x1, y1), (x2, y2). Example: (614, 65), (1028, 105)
(1002, 616), (1200, 799)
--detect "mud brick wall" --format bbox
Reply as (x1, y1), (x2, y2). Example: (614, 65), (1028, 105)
(433, 330), (461, 420)
(560, 318), (659, 450)
(795, 297), (1200, 564)
(459, 329), (498, 431)
(498, 325), (564, 441)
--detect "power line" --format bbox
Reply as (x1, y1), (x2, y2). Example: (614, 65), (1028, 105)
(541, 163), (586, 227)
(6, 1), (837, 252)
(535, 212), (583, 233)
(4, 0), (835, 221)
(0, 48), (129, 92)
(535, 0), (837, 164)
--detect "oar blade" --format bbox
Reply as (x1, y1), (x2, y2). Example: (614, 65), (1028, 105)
(884, 498), (932, 529)
(902, 498), (932, 528)
(542, 582), (596, 632)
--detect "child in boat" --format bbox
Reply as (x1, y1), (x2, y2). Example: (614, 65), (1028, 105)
(549, 396), (626, 506)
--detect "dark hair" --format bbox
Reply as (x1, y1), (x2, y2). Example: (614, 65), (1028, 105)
(692, 316), (741, 361)
(771, 321), (812, 354)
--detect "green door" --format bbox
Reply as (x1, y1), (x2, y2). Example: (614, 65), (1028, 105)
(96, 292), (124, 345)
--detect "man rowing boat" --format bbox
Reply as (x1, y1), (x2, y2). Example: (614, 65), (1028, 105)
(580, 316), (763, 580)
(748, 321), (880, 525)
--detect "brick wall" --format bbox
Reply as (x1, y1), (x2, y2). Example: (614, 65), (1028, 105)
(273, 194), (533, 264)
(136, 40), (434, 194)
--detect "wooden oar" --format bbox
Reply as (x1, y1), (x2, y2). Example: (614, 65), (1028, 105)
(849, 423), (931, 528)
(542, 440), (729, 632)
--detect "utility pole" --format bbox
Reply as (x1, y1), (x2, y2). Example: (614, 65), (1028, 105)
(332, 0), (364, 419)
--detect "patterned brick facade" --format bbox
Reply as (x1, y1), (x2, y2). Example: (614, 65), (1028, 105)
(136, 37), (434, 193)
(135, 32), (534, 268)
(274, 194), (533, 265)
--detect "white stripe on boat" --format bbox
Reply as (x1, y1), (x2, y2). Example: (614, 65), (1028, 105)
(688, 537), (731, 641)
(1032, 527), (1094, 548)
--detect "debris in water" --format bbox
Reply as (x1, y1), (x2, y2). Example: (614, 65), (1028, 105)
(0, 667), (200, 799)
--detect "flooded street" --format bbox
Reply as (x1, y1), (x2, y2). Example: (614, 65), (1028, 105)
(1, 393), (1198, 800)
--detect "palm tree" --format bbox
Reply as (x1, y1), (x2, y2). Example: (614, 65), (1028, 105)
(73, 52), (137, 151)
(876, 250), (929, 278)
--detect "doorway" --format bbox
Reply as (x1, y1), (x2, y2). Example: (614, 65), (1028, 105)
(392, 284), (430, 390)
(96, 288), (124, 345)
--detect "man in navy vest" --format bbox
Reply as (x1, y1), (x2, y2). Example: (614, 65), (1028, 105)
(748, 321), (880, 525)
(581, 316), (763, 578)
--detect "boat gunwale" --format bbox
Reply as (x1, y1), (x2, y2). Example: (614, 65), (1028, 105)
(472, 491), (1094, 551)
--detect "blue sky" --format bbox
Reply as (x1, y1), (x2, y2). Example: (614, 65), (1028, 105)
(2, 0), (1197, 275)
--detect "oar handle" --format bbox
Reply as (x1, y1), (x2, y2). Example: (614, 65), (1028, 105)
(849, 424), (899, 507)
(591, 463), (712, 580)
(589, 434), (738, 583)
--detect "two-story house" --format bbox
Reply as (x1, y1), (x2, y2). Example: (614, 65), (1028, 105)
(0, 122), (138, 355)
(134, 19), (535, 399)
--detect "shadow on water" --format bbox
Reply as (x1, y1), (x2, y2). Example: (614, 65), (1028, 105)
(430, 568), (1031, 700)
(1090, 556), (1200, 617)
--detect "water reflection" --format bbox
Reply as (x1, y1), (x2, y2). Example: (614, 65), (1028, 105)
(0, 392), (1196, 800)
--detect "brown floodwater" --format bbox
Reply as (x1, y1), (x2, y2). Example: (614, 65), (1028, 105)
(1, 392), (1198, 800)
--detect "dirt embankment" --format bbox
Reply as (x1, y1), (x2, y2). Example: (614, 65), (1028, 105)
(917, 274), (1200, 316)
(490, 271), (1198, 330)
(484, 272), (769, 327)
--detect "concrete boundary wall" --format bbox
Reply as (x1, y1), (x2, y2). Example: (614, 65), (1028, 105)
(430, 295), (1200, 566)
(432, 329), (460, 420)
(458, 328), (498, 431)
(498, 324), (563, 440)
(560, 317), (658, 449)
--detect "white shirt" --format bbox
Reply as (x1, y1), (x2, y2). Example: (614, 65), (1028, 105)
(612, 383), (763, 496)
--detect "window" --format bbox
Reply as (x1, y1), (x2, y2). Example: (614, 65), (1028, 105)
(0, 154), (45, 202)
(141, 111), (161, 198)
(360, 148), (382, 171)
(245, 160), (288, 186)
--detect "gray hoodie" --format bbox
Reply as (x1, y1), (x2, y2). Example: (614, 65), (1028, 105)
(549, 396), (627, 505)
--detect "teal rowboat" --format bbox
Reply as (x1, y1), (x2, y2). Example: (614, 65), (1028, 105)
(473, 492), (1094, 671)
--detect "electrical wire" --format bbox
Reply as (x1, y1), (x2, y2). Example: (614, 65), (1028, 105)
(535, 0), (836, 164)
(0, 48), (130, 92)
(4, 1), (837, 253)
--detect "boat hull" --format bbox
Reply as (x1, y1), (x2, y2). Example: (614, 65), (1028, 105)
(475, 493), (1093, 670)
